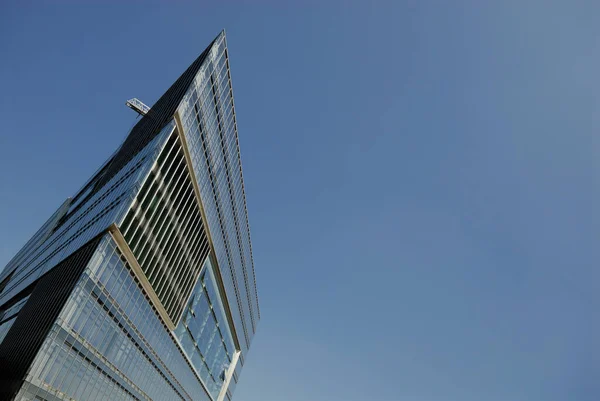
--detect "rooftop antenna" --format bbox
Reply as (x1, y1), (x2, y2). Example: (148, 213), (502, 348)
(126, 98), (150, 117)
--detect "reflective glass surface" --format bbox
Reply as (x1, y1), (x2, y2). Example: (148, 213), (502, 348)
(177, 32), (259, 363)
(175, 258), (237, 400)
(0, 316), (16, 344)
(15, 234), (212, 401)
(0, 121), (175, 307)
(119, 126), (210, 324)
(2, 32), (257, 401)
(0, 294), (30, 323)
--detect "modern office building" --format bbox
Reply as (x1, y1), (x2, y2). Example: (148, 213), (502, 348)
(0, 31), (260, 401)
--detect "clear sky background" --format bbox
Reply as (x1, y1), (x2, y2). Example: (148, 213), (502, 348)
(0, 2), (597, 401)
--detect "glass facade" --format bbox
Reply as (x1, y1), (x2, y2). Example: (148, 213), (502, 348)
(0, 316), (17, 344)
(0, 31), (258, 401)
(178, 31), (259, 361)
(174, 258), (237, 400)
(0, 294), (30, 343)
(0, 121), (173, 307)
(15, 234), (220, 401)
(119, 124), (211, 325)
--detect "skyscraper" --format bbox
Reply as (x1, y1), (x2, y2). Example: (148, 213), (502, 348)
(0, 31), (260, 401)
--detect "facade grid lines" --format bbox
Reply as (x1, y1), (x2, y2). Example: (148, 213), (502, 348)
(0, 31), (258, 401)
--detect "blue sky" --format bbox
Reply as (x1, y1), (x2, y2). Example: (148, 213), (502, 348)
(0, 2), (597, 400)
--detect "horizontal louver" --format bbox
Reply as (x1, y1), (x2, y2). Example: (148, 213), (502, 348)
(121, 129), (210, 325)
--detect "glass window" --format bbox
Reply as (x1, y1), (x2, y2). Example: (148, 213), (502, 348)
(173, 256), (237, 399)
(0, 316), (16, 344)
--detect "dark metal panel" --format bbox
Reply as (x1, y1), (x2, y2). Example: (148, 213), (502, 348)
(92, 36), (218, 194)
(0, 235), (102, 400)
